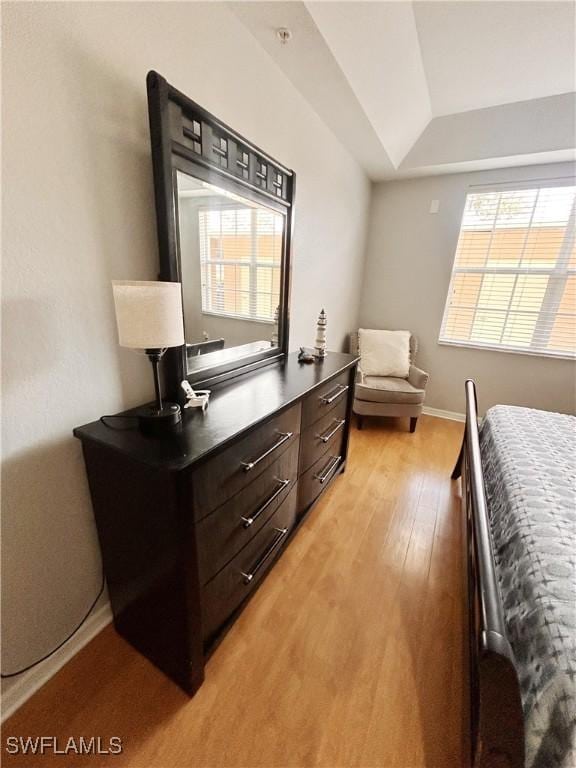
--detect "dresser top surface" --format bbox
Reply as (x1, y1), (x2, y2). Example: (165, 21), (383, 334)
(74, 351), (358, 471)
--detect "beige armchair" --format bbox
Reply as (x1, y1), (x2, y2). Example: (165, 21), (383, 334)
(349, 331), (429, 433)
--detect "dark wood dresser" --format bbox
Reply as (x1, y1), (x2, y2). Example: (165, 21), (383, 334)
(74, 352), (357, 696)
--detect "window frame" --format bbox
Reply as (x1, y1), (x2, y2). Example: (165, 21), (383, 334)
(198, 204), (282, 325)
(438, 178), (576, 360)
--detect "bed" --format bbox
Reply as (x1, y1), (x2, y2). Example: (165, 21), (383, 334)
(452, 381), (575, 768)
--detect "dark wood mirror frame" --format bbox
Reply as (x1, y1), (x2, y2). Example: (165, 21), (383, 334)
(146, 70), (295, 399)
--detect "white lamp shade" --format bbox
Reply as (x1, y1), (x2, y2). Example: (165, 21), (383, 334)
(112, 281), (185, 349)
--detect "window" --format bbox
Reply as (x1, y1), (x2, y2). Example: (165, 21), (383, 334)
(439, 182), (576, 358)
(198, 206), (282, 323)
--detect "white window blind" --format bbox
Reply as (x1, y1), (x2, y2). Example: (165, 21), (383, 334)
(198, 206), (282, 323)
(439, 182), (576, 358)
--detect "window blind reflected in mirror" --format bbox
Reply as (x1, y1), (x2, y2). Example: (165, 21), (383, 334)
(198, 207), (282, 323)
(176, 170), (286, 374)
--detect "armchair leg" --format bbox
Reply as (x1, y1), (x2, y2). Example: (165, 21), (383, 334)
(357, 415), (364, 430)
(409, 417), (418, 433)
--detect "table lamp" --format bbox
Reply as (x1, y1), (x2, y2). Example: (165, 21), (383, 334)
(112, 280), (185, 436)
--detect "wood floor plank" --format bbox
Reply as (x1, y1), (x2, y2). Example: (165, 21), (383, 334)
(2, 416), (467, 768)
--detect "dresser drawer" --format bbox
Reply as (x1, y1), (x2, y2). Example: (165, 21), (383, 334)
(301, 370), (350, 429)
(196, 440), (299, 584)
(202, 485), (297, 642)
(299, 398), (347, 475)
(297, 447), (343, 516)
(191, 403), (301, 519)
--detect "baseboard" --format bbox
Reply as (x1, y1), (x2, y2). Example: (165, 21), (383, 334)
(422, 405), (465, 423)
(1, 600), (113, 723)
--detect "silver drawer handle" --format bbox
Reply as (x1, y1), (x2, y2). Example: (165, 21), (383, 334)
(316, 419), (345, 443)
(314, 455), (341, 484)
(241, 478), (290, 528)
(212, 144), (227, 157)
(241, 431), (293, 472)
(320, 384), (348, 405)
(241, 527), (289, 584)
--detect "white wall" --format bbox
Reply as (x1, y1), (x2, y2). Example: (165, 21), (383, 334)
(360, 162), (576, 416)
(400, 93), (576, 175)
(1, 0), (369, 708)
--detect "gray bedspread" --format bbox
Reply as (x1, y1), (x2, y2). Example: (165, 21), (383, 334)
(480, 405), (576, 768)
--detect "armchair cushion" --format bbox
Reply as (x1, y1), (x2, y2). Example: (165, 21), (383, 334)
(350, 331), (418, 362)
(355, 376), (425, 405)
(358, 329), (411, 378)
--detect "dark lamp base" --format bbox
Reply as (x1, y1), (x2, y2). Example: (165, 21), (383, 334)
(137, 403), (182, 437)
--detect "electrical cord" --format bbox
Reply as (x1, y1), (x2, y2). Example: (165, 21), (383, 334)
(99, 415), (138, 431)
(2, 414), (135, 677)
(1, 574), (106, 678)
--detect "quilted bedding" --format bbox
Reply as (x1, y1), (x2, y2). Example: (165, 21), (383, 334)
(480, 405), (576, 768)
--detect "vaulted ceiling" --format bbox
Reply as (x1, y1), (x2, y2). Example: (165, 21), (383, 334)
(229, 1), (576, 180)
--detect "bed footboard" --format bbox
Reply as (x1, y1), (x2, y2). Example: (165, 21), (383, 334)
(453, 380), (524, 768)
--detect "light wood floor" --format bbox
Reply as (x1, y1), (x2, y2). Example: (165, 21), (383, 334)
(3, 416), (467, 768)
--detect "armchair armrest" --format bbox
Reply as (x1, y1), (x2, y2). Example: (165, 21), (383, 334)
(408, 365), (429, 390)
(356, 366), (365, 385)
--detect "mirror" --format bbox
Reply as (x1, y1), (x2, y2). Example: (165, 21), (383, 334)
(147, 70), (294, 394)
(176, 173), (284, 375)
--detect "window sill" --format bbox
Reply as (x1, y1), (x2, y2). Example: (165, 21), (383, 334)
(437, 339), (576, 361)
(201, 311), (275, 325)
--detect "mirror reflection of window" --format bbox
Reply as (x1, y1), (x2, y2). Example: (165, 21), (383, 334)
(176, 172), (284, 373)
(199, 207), (282, 322)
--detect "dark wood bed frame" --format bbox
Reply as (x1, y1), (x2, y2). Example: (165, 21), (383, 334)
(452, 380), (525, 768)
